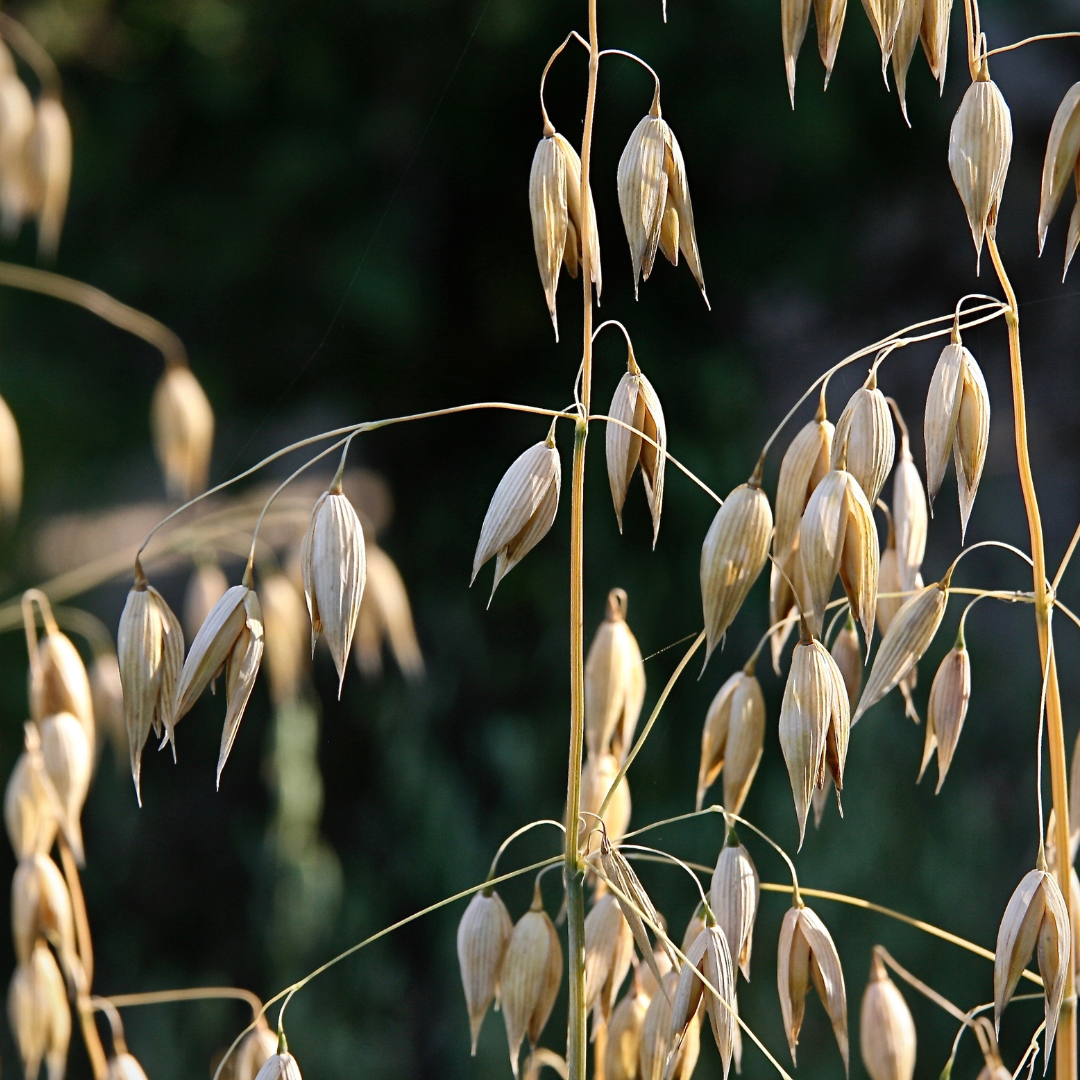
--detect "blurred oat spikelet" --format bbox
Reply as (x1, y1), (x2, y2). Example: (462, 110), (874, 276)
(89, 652), (125, 768)
(605, 346), (666, 545)
(606, 978), (650, 1080)
(948, 71), (1012, 268)
(5, 725), (62, 861)
(500, 881), (563, 1079)
(11, 852), (77, 982)
(38, 712), (90, 866)
(252, 1048), (303, 1080)
(221, 1017), (278, 1080)
(584, 892), (634, 1024)
(830, 614), (862, 712)
(184, 560), (228, 642)
(0, 41), (35, 236)
(670, 925), (736, 1080)
(117, 565), (184, 803)
(639, 971), (699, 1080)
(617, 91), (708, 307)
(27, 94), (71, 262)
(8, 939), (70, 1080)
(0, 385), (23, 527)
(457, 887), (513, 1054)
(924, 336), (990, 540)
(151, 364), (215, 501)
(696, 662), (765, 815)
(859, 951), (916, 1080)
(302, 476), (366, 696)
(918, 634), (970, 791)
(777, 901), (849, 1071)
(994, 867), (1071, 1063)
(710, 828), (760, 982)
(173, 580), (264, 787)
(1037, 82), (1080, 276)
(580, 752), (632, 856)
(473, 427), (561, 604)
(107, 1054), (150, 1080)
(584, 588), (645, 764)
(529, 128), (600, 341)
(259, 572), (310, 707)
(353, 544), (424, 680)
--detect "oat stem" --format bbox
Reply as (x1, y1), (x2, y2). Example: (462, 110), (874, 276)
(487, 819), (566, 879)
(92, 988), (263, 1023)
(986, 232), (1076, 1080)
(985, 32), (1080, 58)
(874, 944), (971, 1023)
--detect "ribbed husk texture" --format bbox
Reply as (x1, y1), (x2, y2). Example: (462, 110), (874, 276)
(831, 383), (894, 509)
(252, 1052), (303, 1080)
(919, 0), (953, 91)
(640, 971), (699, 1080)
(150, 365), (215, 501)
(584, 892), (634, 1023)
(814, 0), (849, 87)
(918, 644), (970, 792)
(11, 852), (77, 981)
(1038, 83), (1080, 259)
(670, 926), (736, 1080)
(38, 712), (90, 866)
(892, 437), (927, 592)
(696, 669), (765, 814)
(860, 952), (916, 1080)
(710, 835), (760, 981)
(830, 619), (862, 711)
(457, 888), (513, 1054)
(585, 589), (646, 763)
(30, 630), (95, 759)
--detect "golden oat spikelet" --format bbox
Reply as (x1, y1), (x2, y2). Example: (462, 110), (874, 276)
(473, 430), (561, 603)
(919, 637), (970, 791)
(38, 711), (90, 865)
(584, 893), (635, 1023)
(891, 0), (925, 127)
(891, 431), (927, 592)
(695, 664), (765, 815)
(457, 887), (513, 1054)
(27, 95), (71, 262)
(0, 44), (34, 235)
(774, 408), (834, 569)
(90, 652), (126, 767)
(860, 951), (916, 1080)
(354, 544), (424, 680)
(700, 480), (772, 662)
(8, 939), (70, 1080)
(1038, 83), (1080, 255)
(151, 364), (215, 501)
(5, 726), (63, 861)
(669, 926), (736, 1080)
(580, 752), (632, 856)
(710, 828), (760, 982)
(877, 542), (903, 636)
(919, 0), (953, 93)
(11, 853), (77, 980)
(830, 615), (862, 711)
(606, 985), (650, 1080)
(259, 573), (309, 707)
(640, 971), (699, 1080)
(814, 0), (849, 87)
(0, 388), (22, 527)
(585, 589), (646, 763)
(782, 0), (813, 107)
(831, 378), (894, 509)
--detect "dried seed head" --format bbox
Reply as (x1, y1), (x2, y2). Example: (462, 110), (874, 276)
(830, 617), (862, 711)
(779, 637), (850, 846)
(640, 971), (699, 1080)
(11, 853), (77, 980)
(860, 951), (916, 1080)
(4, 730), (61, 861)
(457, 887), (513, 1054)
(29, 622), (95, 758)
(585, 589), (646, 763)
(473, 435), (561, 603)
(891, 0), (924, 126)
(606, 354), (667, 545)
(994, 868), (1071, 1062)
(301, 485), (367, 694)
(580, 753), (632, 855)
(529, 131), (600, 340)
(696, 668), (765, 815)
(585, 893), (635, 1023)
(26, 96), (71, 261)
(184, 561), (228, 642)
(831, 382), (895, 509)
(108, 1054), (151, 1080)
(920, 642), (970, 792)
(700, 483), (773, 662)
(919, 0), (953, 92)
(8, 939), (70, 1080)
(606, 986), (650, 1080)
(949, 76), (1013, 266)
(953, 354), (990, 540)
(253, 1051), (303, 1080)
(500, 883), (563, 1078)
(151, 365), (215, 501)
(117, 571), (184, 803)
(924, 342), (965, 506)
(774, 414), (834, 569)
(670, 926), (736, 1080)
(39, 712), (91, 866)
(617, 98), (707, 306)
(854, 580), (948, 723)
(710, 831), (760, 981)
(353, 544), (424, 680)
(782, 0), (812, 107)
(173, 583), (264, 786)
(877, 544), (903, 637)
(0, 389), (22, 527)
(1038, 83), (1080, 254)
(814, 0), (849, 86)
(777, 903), (849, 1071)
(0, 49), (35, 233)
(892, 436), (927, 592)
(222, 1017), (279, 1080)
(798, 469), (879, 641)
(258, 573), (309, 708)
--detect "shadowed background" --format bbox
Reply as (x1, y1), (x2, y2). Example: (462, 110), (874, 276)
(0, 0), (1077, 1078)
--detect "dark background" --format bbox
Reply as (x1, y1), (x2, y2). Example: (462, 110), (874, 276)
(0, 0), (1078, 1078)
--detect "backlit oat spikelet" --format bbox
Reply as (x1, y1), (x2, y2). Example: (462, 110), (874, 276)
(681, 906), (707, 955)
(814, 0), (849, 87)
(252, 1048), (303, 1080)
(606, 980), (650, 1080)
(38, 711), (90, 866)
(710, 827), (760, 981)
(670, 925), (736, 1080)
(777, 901), (849, 1071)
(584, 892), (635, 1023)
(151, 364), (215, 501)
(1038, 83), (1080, 262)
(108, 1054), (151, 1080)
(830, 376), (894, 509)
(640, 971), (699, 1080)
(617, 91), (707, 306)
(11, 853), (77, 980)
(457, 887), (513, 1054)
(919, 0), (953, 93)
(27, 95), (71, 262)
(183, 560), (228, 642)
(259, 572), (309, 707)
(8, 939), (70, 1080)
(918, 635), (970, 791)
(5, 726), (62, 861)
(0, 388), (22, 528)
(891, 0), (924, 126)
(226, 1017), (279, 1080)
(580, 752), (632, 856)
(891, 417), (927, 592)
(877, 535), (904, 636)
(830, 614), (862, 711)
(782, 0), (812, 107)
(473, 428), (561, 603)
(606, 347), (666, 544)
(695, 661), (765, 814)
(585, 589), (646, 763)
(0, 43), (34, 234)
(860, 950), (916, 1080)
(89, 652), (125, 765)
(353, 544), (424, 680)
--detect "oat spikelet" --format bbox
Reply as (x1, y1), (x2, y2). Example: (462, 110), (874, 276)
(108, 1055), (152, 1080)
(580, 752), (632, 857)
(0, 45), (34, 234)
(920, 639), (970, 791)
(878, 542), (903, 636)
(782, 0), (813, 107)
(151, 365), (215, 501)
(8, 939), (70, 1080)
(617, 94), (707, 306)
(606, 984), (650, 1080)
(830, 615), (862, 710)
(38, 712), (90, 866)
(0, 389), (22, 527)
(777, 902), (849, 1071)
(473, 432), (561, 603)
(1038, 83), (1080, 255)
(223, 1017), (278, 1080)
(774, 410), (834, 571)
(670, 926), (736, 1080)
(5, 728), (61, 861)
(27, 95), (71, 262)
(457, 888), (513, 1054)
(695, 665), (765, 814)
(814, 0), (849, 89)
(892, 433), (927, 592)
(891, 0), (924, 126)
(640, 971), (699, 1080)
(585, 589), (646, 763)
(353, 544), (424, 680)
(949, 75), (1013, 268)
(700, 481), (772, 663)
(252, 1050), (303, 1080)
(710, 828), (760, 981)
(860, 951), (916, 1080)
(919, 0), (953, 93)
(259, 572), (309, 707)
(11, 853), (77, 980)
(30, 629), (95, 762)
(584, 893), (635, 1023)
(831, 378), (894, 509)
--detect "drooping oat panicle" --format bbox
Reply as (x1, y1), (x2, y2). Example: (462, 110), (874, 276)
(777, 902), (849, 1071)
(774, 411), (834, 570)
(670, 926), (736, 1080)
(831, 379), (894, 509)
(500, 882), (563, 1079)
(457, 887), (513, 1054)
(949, 75), (1013, 266)
(891, 0), (924, 126)
(814, 0), (848, 88)
(39, 712), (91, 865)
(606, 351), (667, 545)
(1038, 83), (1080, 255)
(860, 951), (916, 1080)
(11, 853), (77, 979)
(710, 829), (760, 981)
(473, 433), (561, 603)
(580, 752), (632, 856)
(854, 580), (947, 722)
(183, 560), (228, 642)
(606, 984), (650, 1080)
(700, 481), (772, 662)
(696, 665), (765, 814)
(830, 615), (862, 710)
(27, 96), (71, 262)
(529, 130), (600, 340)
(118, 567), (184, 801)
(640, 971), (699, 1080)
(151, 364), (215, 501)
(4, 730), (62, 861)
(252, 1050), (303, 1080)
(994, 868), (1070, 1061)
(585, 589), (646, 763)
(891, 440), (927, 593)
(779, 634), (850, 845)
(919, 0), (952, 92)
(920, 639), (970, 791)
(8, 939), (70, 1080)
(0, 389), (22, 527)
(584, 893), (635, 1023)
(798, 468), (879, 640)
(302, 480), (366, 694)
(259, 572), (309, 707)
(354, 544), (424, 680)
(173, 581), (264, 786)
(782, 0), (813, 107)
(617, 95), (707, 306)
